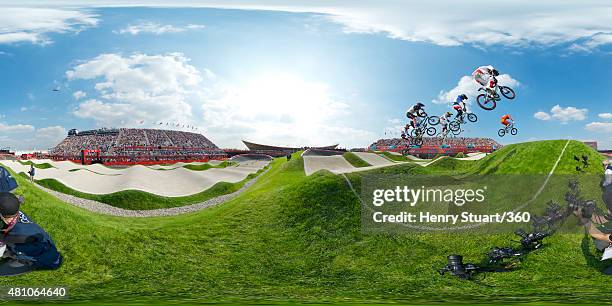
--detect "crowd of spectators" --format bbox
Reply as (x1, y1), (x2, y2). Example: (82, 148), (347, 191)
(370, 137), (501, 149)
(0, 148), (16, 160)
(117, 129), (148, 147)
(51, 133), (117, 155)
(145, 129), (173, 147)
(49, 128), (224, 161)
(164, 130), (215, 148)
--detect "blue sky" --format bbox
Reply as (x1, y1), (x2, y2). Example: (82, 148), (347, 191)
(0, 1), (611, 151)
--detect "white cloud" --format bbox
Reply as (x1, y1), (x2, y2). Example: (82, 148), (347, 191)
(67, 53), (203, 127)
(0, 125), (67, 151)
(116, 22), (205, 35)
(585, 122), (612, 133)
(570, 33), (612, 52)
(67, 53), (371, 148)
(0, 7), (98, 45)
(20, 107), (28, 112)
(0, 122), (34, 132)
(533, 105), (588, 123)
(534, 112), (551, 121)
(381, 118), (405, 138)
(35, 126), (67, 143)
(7, 1), (612, 50)
(551, 105), (588, 122)
(598, 112), (612, 119)
(434, 74), (520, 105)
(72, 90), (87, 100)
(200, 72), (374, 148)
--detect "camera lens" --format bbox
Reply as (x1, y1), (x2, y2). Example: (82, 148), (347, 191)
(447, 254), (463, 265)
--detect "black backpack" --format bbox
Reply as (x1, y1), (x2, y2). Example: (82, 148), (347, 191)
(0, 166), (18, 192)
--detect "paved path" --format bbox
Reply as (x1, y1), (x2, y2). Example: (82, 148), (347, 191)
(1, 159), (268, 197)
(352, 152), (394, 166)
(303, 150), (488, 176)
(29, 166), (270, 217)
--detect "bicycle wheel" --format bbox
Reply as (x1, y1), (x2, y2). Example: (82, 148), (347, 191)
(417, 109), (427, 117)
(477, 94), (497, 110)
(498, 128), (506, 137)
(449, 121), (461, 131)
(414, 137), (423, 146)
(426, 127), (436, 136)
(410, 128), (418, 138)
(467, 113), (477, 122)
(500, 86), (516, 100)
(452, 128), (462, 136)
(511, 127), (518, 135)
(427, 116), (440, 126)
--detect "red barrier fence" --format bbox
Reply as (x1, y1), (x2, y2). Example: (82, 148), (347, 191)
(50, 155), (227, 166)
(374, 145), (497, 158)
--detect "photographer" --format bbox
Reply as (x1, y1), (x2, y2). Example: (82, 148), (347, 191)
(573, 161), (611, 261)
(0, 167), (62, 276)
(603, 160), (612, 210)
(582, 160), (612, 262)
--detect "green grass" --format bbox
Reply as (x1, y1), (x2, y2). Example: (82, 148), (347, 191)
(18, 160), (55, 169)
(378, 151), (411, 162)
(342, 152), (371, 167)
(0, 141), (610, 304)
(182, 161), (233, 171)
(31, 166), (267, 210)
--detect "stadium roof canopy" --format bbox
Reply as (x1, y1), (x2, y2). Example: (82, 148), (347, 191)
(242, 140), (338, 151)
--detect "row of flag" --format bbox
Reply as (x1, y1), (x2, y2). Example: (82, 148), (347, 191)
(136, 120), (200, 130)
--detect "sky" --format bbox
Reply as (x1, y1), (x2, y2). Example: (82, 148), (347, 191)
(0, 1), (611, 151)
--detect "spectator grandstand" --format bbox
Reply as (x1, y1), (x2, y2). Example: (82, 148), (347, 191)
(0, 148), (16, 160)
(49, 128), (225, 165)
(370, 137), (501, 158)
(228, 140), (341, 157)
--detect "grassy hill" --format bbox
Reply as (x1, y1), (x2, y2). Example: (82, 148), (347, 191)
(18, 160), (55, 169)
(25, 166), (267, 210)
(182, 160), (233, 171)
(3, 160), (266, 210)
(342, 152), (371, 167)
(0, 140), (609, 304)
(378, 151), (411, 162)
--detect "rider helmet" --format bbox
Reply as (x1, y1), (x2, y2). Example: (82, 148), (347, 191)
(491, 69), (499, 76)
(416, 102), (425, 108)
(460, 94), (468, 100)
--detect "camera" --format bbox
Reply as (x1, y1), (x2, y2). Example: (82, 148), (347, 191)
(438, 255), (480, 279)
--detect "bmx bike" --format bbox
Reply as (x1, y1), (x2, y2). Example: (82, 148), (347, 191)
(498, 123), (518, 137)
(448, 107), (477, 132)
(476, 76), (516, 111)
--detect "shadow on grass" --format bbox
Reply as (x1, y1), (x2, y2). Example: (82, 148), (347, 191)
(580, 231), (610, 274)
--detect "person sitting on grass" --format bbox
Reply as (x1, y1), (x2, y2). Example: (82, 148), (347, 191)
(0, 167), (63, 276)
(575, 160), (612, 273)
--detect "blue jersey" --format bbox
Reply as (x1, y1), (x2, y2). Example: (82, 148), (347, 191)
(454, 95), (466, 105)
(2, 212), (62, 269)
